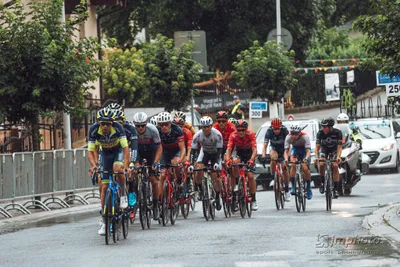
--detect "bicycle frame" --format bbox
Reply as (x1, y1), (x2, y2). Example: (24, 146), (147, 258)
(232, 163), (252, 204)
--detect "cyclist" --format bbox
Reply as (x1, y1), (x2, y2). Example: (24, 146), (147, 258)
(174, 111), (196, 135)
(315, 117), (343, 198)
(158, 112), (186, 190)
(285, 125), (312, 200)
(213, 111), (236, 157)
(88, 107), (130, 235)
(133, 112), (162, 220)
(191, 116), (224, 210)
(174, 117), (193, 162)
(226, 119), (258, 211)
(261, 118), (291, 201)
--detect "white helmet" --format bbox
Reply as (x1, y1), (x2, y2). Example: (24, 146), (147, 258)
(290, 124), (302, 134)
(150, 116), (158, 126)
(337, 113), (349, 122)
(133, 112), (148, 124)
(200, 116), (213, 127)
(228, 117), (237, 124)
(158, 112), (172, 123)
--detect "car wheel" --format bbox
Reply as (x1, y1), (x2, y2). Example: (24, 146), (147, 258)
(390, 153), (400, 174)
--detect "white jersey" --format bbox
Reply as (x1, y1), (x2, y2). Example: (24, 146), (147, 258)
(192, 128), (223, 154)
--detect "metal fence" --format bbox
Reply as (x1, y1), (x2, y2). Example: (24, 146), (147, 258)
(0, 149), (98, 219)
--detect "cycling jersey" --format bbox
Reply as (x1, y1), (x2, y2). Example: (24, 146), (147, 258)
(213, 122), (236, 148)
(159, 123), (184, 150)
(316, 128), (342, 150)
(227, 130), (256, 152)
(192, 128), (223, 153)
(88, 122), (128, 153)
(264, 125), (289, 152)
(184, 122), (196, 135)
(182, 127), (193, 148)
(123, 123), (138, 163)
(284, 132), (311, 151)
(137, 123), (161, 153)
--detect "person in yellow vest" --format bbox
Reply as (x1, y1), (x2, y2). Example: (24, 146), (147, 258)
(231, 95), (245, 120)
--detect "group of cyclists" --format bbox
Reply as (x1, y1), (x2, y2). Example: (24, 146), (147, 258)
(87, 102), (353, 236)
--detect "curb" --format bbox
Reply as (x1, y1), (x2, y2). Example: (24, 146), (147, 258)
(0, 204), (99, 235)
(362, 204), (400, 244)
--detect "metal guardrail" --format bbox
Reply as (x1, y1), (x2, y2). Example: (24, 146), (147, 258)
(0, 149), (99, 218)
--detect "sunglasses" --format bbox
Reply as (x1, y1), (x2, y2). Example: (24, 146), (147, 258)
(217, 120), (227, 124)
(100, 122), (112, 126)
(272, 127), (281, 131)
(159, 123), (169, 127)
(135, 124), (146, 128)
(202, 125), (212, 129)
(237, 129), (246, 132)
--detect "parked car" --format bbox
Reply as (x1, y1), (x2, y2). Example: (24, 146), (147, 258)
(255, 119), (321, 190)
(351, 118), (400, 173)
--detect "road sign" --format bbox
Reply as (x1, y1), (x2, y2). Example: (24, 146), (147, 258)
(267, 28), (293, 50)
(250, 110), (262, 118)
(287, 114), (294, 120)
(385, 83), (400, 96)
(250, 102), (268, 111)
(174, 31), (208, 73)
(376, 71), (400, 85)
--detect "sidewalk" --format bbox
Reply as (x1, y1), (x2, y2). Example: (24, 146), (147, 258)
(362, 203), (400, 244)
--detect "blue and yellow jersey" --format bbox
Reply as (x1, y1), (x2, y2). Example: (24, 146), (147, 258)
(88, 122), (128, 153)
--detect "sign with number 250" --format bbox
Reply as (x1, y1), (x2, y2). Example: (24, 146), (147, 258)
(386, 83), (400, 96)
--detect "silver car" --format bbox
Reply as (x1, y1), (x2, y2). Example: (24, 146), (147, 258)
(255, 119), (321, 190)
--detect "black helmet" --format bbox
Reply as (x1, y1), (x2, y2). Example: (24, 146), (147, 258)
(97, 107), (113, 122)
(320, 117), (335, 127)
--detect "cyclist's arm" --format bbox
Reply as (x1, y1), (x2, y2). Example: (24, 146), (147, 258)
(305, 136), (311, 161)
(336, 130), (343, 160)
(87, 128), (98, 168)
(262, 142), (269, 158)
(154, 143), (162, 164)
(250, 132), (257, 162)
(88, 151), (97, 168)
(178, 139), (186, 162)
(123, 146), (130, 170)
(226, 133), (236, 159)
(130, 136), (138, 164)
(315, 144), (321, 158)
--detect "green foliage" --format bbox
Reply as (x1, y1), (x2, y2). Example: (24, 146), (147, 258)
(99, 0), (336, 70)
(232, 41), (297, 102)
(103, 47), (149, 106)
(141, 35), (202, 111)
(0, 0), (101, 149)
(307, 22), (369, 60)
(329, 0), (373, 27)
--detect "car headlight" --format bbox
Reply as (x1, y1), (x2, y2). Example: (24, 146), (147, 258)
(381, 143), (395, 151)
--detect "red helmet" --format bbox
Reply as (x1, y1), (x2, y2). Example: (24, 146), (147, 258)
(235, 119), (248, 128)
(271, 117), (282, 128)
(216, 111), (228, 119)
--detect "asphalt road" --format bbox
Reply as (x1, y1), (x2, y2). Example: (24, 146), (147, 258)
(0, 171), (399, 267)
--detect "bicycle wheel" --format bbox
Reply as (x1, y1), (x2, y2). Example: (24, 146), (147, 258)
(122, 210), (129, 239)
(170, 186), (178, 226)
(246, 184), (252, 218)
(274, 173), (280, 210)
(295, 173), (301, 212)
(104, 189), (112, 245)
(222, 182), (228, 218)
(138, 183), (146, 230)
(238, 178), (246, 218)
(162, 181), (169, 226)
(302, 179), (307, 212)
(146, 181), (152, 229)
(202, 177), (210, 221)
(325, 174), (332, 211)
(210, 186), (216, 220)
(279, 177), (285, 210)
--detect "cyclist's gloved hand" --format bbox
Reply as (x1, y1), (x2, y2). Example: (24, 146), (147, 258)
(152, 162), (160, 170)
(247, 160), (254, 167)
(213, 163), (219, 171)
(226, 159), (233, 167)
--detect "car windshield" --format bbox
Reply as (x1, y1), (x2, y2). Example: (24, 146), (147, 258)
(353, 121), (392, 139)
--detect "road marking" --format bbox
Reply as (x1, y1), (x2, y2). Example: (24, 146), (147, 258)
(235, 261), (291, 267)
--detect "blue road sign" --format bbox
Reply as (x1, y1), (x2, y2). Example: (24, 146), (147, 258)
(376, 71), (400, 85)
(250, 102), (268, 111)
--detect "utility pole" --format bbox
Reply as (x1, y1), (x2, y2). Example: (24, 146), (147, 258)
(276, 0), (282, 45)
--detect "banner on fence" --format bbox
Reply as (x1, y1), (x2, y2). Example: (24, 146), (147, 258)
(325, 73), (340, 102)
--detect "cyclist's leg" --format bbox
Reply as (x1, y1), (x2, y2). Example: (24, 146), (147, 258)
(289, 148), (297, 194)
(159, 151), (169, 199)
(245, 161), (258, 210)
(231, 156), (241, 191)
(270, 148), (278, 175)
(209, 153), (222, 210)
(331, 151), (340, 197)
(145, 151), (160, 201)
(194, 149), (205, 191)
(98, 151), (113, 235)
(319, 148), (327, 186)
(113, 148), (127, 208)
(299, 150), (312, 199)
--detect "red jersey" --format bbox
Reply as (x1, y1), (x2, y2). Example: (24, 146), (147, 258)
(182, 127), (193, 148)
(213, 122), (236, 148)
(227, 130), (257, 152)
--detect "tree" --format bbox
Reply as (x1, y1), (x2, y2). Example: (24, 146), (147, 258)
(99, 0), (336, 70)
(103, 47), (149, 106)
(141, 35), (202, 111)
(232, 40), (297, 103)
(0, 0), (100, 150)
(329, 0), (373, 27)
(354, 0), (400, 112)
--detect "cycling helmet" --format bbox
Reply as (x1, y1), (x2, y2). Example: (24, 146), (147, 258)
(97, 107), (113, 122)
(174, 117), (185, 125)
(112, 110), (125, 122)
(174, 111), (186, 121)
(271, 117), (282, 128)
(200, 116), (213, 127)
(235, 119), (248, 128)
(216, 111), (228, 120)
(133, 112), (148, 124)
(228, 117), (237, 124)
(107, 103), (123, 111)
(290, 124), (302, 134)
(337, 113), (349, 122)
(321, 117), (335, 127)
(150, 116), (158, 126)
(158, 112), (172, 123)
